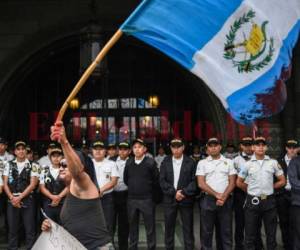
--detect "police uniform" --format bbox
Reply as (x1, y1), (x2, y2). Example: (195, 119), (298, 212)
(0, 137), (12, 241)
(113, 142), (130, 250)
(0, 137), (14, 162)
(154, 153), (166, 170)
(239, 138), (284, 250)
(38, 142), (58, 167)
(106, 143), (118, 161)
(0, 163), (3, 187)
(233, 137), (263, 250)
(196, 138), (237, 250)
(39, 148), (66, 223)
(3, 141), (39, 250)
(93, 141), (120, 237)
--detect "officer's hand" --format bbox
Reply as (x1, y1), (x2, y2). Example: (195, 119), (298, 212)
(215, 193), (223, 200)
(51, 195), (61, 207)
(41, 219), (52, 232)
(175, 190), (185, 201)
(50, 121), (66, 143)
(221, 193), (228, 202)
(11, 196), (22, 208)
(216, 199), (224, 206)
(99, 190), (104, 198)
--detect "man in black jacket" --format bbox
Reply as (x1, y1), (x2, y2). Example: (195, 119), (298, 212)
(276, 139), (298, 250)
(124, 138), (159, 250)
(160, 138), (197, 250)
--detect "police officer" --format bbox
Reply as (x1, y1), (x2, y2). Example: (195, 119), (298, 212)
(196, 137), (237, 250)
(26, 146), (34, 161)
(39, 147), (68, 223)
(287, 145), (300, 249)
(0, 164), (3, 194)
(3, 141), (39, 250)
(38, 142), (58, 167)
(92, 140), (119, 237)
(0, 137), (14, 162)
(160, 138), (197, 250)
(190, 144), (202, 164)
(155, 145), (167, 170)
(113, 141), (131, 250)
(233, 137), (263, 250)
(275, 139), (298, 250)
(107, 143), (118, 161)
(124, 138), (159, 250)
(237, 136), (286, 250)
(233, 137), (253, 250)
(224, 143), (238, 160)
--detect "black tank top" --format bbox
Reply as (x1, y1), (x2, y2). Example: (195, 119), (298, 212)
(60, 193), (111, 250)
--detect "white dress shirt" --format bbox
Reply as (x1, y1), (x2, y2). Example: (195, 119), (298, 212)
(239, 155), (283, 196)
(155, 154), (167, 169)
(134, 155), (145, 165)
(0, 152), (14, 162)
(0, 172), (3, 186)
(284, 154), (292, 190)
(196, 155), (236, 193)
(172, 156), (183, 189)
(93, 158), (120, 195)
(233, 152), (252, 174)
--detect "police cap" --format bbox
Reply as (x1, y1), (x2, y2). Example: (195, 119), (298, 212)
(14, 141), (26, 148)
(170, 138), (184, 147)
(286, 139), (299, 148)
(241, 137), (253, 146)
(253, 136), (267, 145)
(206, 137), (221, 146)
(92, 140), (105, 149)
(118, 141), (130, 149)
(132, 138), (146, 146)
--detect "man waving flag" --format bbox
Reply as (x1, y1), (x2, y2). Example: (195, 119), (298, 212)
(121, 0), (300, 124)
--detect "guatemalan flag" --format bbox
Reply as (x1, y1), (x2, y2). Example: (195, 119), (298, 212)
(121, 0), (300, 124)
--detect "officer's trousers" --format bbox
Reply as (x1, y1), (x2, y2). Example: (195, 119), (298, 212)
(233, 189), (264, 250)
(113, 191), (129, 250)
(42, 200), (63, 224)
(290, 205), (300, 250)
(7, 197), (36, 250)
(244, 195), (277, 250)
(128, 198), (156, 250)
(233, 189), (246, 250)
(275, 191), (292, 250)
(199, 195), (233, 250)
(101, 193), (115, 237)
(163, 202), (194, 250)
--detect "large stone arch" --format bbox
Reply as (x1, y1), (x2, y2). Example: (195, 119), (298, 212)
(0, 21), (229, 142)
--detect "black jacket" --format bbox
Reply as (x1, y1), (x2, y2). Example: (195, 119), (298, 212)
(124, 156), (160, 201)
(288, 156), (300, 206)
(159, 155), (198, 206)
(276, 156), (288, 195)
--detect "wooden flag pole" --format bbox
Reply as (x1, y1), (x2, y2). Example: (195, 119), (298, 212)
(56, 29), (123, 121)
(252, 122), (258, 139)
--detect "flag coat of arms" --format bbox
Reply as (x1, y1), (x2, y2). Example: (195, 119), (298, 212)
(121, 0), (300, 124)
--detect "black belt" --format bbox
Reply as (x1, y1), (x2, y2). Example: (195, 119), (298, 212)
(247, 194), (274, 205)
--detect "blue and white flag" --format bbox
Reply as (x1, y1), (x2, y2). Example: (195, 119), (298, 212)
(121, 0), (300, 124)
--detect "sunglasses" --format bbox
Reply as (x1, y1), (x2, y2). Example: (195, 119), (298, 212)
(59, 162), (67, 169)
